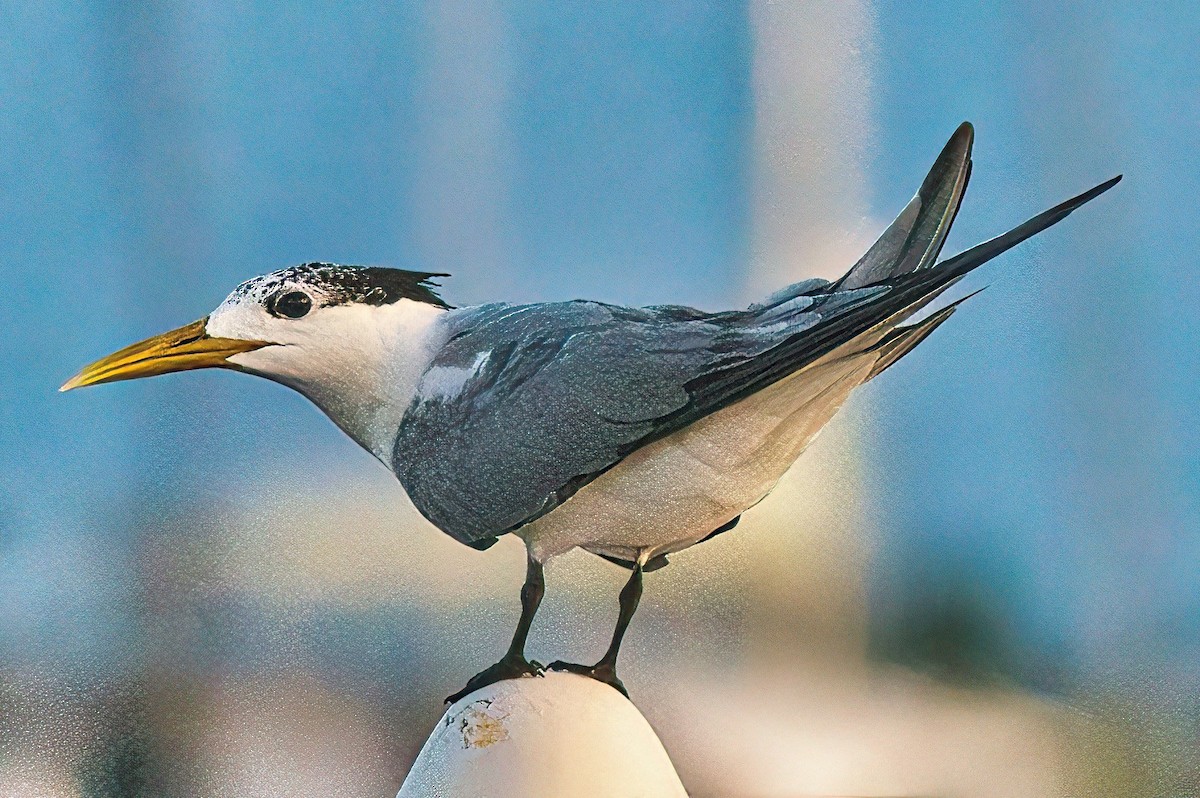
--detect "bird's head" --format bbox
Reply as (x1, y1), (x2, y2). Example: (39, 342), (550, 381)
(61, 263), (452, 398)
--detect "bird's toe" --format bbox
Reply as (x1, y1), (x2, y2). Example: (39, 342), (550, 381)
(548, 660), (628, 698)
(445, 655), (544, 704)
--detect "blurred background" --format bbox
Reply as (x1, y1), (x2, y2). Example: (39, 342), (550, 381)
(1, 2), (1197, 796)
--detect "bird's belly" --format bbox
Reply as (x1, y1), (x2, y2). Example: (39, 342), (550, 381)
(517, 356), (872, 564)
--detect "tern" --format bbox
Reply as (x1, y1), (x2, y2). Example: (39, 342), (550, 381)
(63, 123), (1119, 702)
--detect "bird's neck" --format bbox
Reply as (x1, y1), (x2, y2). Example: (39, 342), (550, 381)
(283, 301), (452, 465)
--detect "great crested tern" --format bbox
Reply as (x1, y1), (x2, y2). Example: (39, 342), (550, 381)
(63, 123), (1119, 702)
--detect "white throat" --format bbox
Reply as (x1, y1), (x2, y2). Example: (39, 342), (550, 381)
(222, 299), (451, 464)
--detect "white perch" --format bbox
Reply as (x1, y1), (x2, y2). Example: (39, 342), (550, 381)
(397, 671), (688, 797)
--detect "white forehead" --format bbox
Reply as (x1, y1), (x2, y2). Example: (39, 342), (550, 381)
(206, 291), (273, 339)
(220, 267), (335, 307)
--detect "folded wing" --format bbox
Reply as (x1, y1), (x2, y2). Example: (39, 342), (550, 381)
(393, 300), (824, 548)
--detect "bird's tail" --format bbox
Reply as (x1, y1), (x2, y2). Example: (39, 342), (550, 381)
(836, 169), (1122, 380)
(843, 166), (1122, 383)
(719, 126), (1120, 408)
(703, 124), (1119, 418)
(838, 120), (1122, 296)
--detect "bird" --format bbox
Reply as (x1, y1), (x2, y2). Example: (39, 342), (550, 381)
(62, 123), (1119, 703)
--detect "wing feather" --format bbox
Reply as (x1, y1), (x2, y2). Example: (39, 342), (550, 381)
(837, 122), (974, 290)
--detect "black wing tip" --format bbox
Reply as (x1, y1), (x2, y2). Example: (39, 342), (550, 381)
(933, 172), (1123, 280)
(1089, 173), (1123, 198)
(942, 121), (975, 163)
(932, 121), (975, 171)
(838, 121), (976, 292)
(1046, 173), (1123, 219)
(910, 122), (974, 210)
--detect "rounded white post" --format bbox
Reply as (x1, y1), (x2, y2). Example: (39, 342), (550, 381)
(398, 672), (688, 797)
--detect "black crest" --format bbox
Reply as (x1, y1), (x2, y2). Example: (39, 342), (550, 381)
(235, 263), (452, 309)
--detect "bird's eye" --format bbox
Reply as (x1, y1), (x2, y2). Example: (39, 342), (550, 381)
(269, 291), (313, 319)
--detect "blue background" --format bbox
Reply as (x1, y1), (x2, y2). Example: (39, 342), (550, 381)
(1, 2), (1196, 793)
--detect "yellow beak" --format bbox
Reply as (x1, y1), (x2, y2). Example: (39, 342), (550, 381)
(60, 318), (269, 392)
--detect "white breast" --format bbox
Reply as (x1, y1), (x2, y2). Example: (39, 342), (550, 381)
(516, 352), (877, 564)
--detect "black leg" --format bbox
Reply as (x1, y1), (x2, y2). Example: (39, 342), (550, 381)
(445, 556), (545, 704)
(550, 562), (643, 698)
(509, 555), (545, 658)
(598, 562), (643, 670)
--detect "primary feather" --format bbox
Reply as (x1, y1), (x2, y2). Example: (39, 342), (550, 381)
(838, 121), (974, 290)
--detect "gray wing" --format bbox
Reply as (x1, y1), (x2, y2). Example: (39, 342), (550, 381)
(392, 294), (846, 548)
